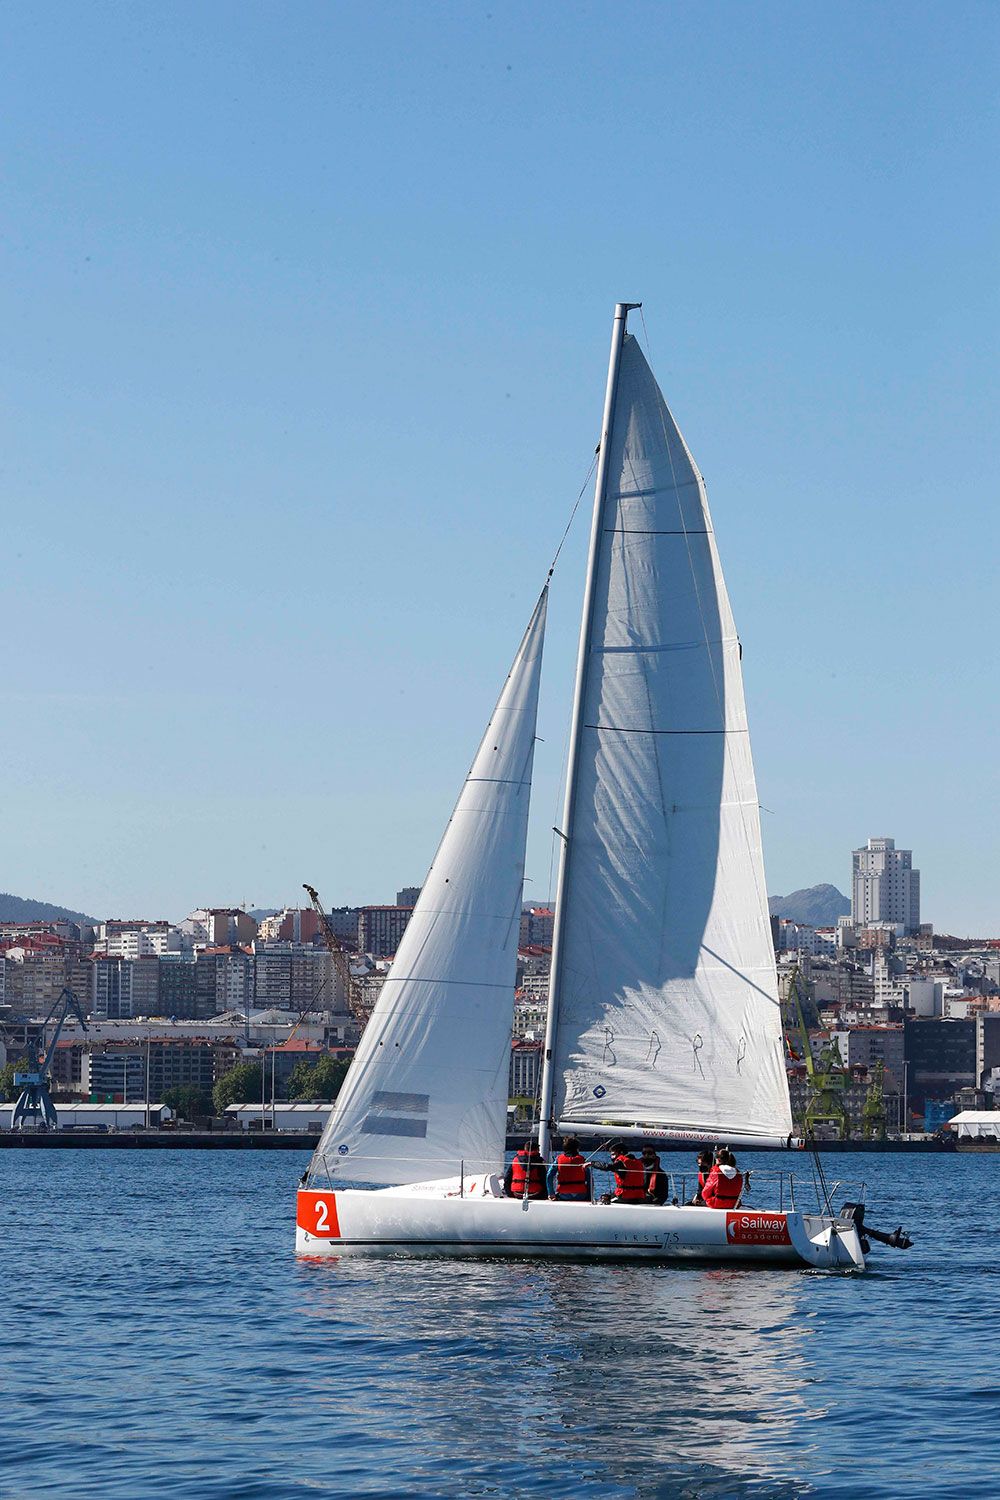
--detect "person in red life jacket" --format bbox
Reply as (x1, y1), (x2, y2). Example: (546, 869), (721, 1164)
(504, 1140), (547, 1199)
(688, 1147), (714, 1205)
(641, 1146), (670, 1205)
(546, 1135), (592, 1201)
(701, 1147), (744, 1209)
(599, 1141), (648, 1204)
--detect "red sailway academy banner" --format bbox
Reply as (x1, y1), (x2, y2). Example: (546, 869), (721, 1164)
(726, 1211), (792, 1246)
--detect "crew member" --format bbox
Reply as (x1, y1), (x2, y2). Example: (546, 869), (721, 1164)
(688, 1148), (714, 1205)
(546, 1136), (592, 1202)
(701, 1147), (744, 1210)
(641, 1145), (670, 1205)
(504, 1139), (547, 1199)
(604, 1141), (647, 1204)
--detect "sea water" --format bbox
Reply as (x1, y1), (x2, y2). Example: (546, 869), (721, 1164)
(1, 1148), (996, 1498)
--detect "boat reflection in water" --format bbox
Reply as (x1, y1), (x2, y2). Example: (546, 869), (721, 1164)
(296, 1254), (818, 1497)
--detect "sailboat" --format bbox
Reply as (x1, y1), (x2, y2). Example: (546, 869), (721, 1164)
(296, 304), (869, 1269)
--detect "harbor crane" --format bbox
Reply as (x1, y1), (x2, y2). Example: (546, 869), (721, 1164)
(302, 884), (368, 1025)
(12, 987), (89, 1131)
(861, 1060), (889, 1141)
(783, 967), (851, 1141)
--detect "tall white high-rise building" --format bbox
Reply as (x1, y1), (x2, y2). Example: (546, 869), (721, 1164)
(851, 837), (920, 934)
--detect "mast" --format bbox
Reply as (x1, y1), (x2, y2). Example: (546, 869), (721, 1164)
(538, 302), (639, 1158)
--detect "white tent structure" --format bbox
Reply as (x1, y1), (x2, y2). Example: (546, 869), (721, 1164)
(0, 1102), (172, 1130)
(947, 1111), (1000, 1141)
(227, 1103), (336, 1132)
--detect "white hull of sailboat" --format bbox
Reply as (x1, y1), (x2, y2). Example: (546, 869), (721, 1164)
(295, 1187), (866, 1271)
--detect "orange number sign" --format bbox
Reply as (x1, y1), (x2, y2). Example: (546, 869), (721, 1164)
(296, 1190), (340, 1238)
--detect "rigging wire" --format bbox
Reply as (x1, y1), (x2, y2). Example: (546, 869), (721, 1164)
(546, 451), (597, 580)
(541, 447), (598, 898)
(637, 304), (655, 367)
(538, 448), (598, 1076)
(546, 714), (573, 916)
(516, 1046), (547, 1194)
(809, 1132), (835, 1215)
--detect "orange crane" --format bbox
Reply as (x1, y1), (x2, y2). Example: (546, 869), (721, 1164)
(302, 883), (368, 1025)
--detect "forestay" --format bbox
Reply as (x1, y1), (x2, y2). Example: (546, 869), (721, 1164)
(549, 335), (791, 1142)
(312, 589), (548, 1185)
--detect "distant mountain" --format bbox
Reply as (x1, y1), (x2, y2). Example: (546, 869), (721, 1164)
(0, 892), (98, 926)
(768, 884), (850, 927)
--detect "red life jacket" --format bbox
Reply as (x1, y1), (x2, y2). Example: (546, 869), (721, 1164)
(612, 1153), (646, 1202)
(555, 1153), (588, 1197)
(510, 1149), (546, 1198)
(702, 1166), (743, 1209)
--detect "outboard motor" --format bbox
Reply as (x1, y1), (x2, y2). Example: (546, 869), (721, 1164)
(841, 1201), (912, 1252)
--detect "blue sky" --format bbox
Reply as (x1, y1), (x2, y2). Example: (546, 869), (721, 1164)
(3, 2), (997, 931)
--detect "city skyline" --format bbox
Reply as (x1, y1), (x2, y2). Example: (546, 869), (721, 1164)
(4, 5), (997, 932)
(4, 839), (986, 939)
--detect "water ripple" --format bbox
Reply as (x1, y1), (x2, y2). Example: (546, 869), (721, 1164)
(0, 1149), (997, 1498)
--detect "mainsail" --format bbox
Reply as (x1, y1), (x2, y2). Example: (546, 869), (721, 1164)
(545, 322), (791, 1144)
(313, 588), (548, 1185)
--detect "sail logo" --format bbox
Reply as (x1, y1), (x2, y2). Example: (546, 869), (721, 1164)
(726, 1212), (791, 1246)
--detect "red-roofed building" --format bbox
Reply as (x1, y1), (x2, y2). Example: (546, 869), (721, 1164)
(519, 907), (555, 948)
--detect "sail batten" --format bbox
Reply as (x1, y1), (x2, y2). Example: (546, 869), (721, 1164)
(546, 331), (791, 1142)
(312, 588), (548, 1185)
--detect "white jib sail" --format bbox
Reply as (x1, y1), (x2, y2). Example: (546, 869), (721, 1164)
(549, 334), (791, 1142)
(313, 589), (548, 1185)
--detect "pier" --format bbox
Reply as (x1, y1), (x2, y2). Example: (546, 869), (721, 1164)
(0, 1129), (961, 1152)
